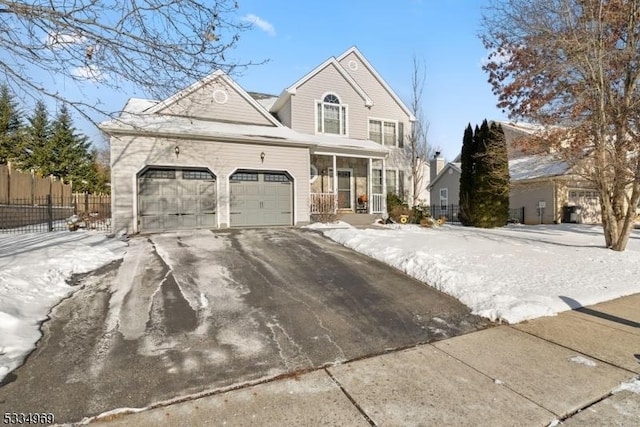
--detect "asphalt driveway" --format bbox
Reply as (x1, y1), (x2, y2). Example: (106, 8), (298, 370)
(0, 228), (491, 424)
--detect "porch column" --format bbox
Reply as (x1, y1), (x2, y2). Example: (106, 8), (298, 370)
(368, 158), (373, 214)
(332, 155), (337, 213)
(382, 158), (387, 217)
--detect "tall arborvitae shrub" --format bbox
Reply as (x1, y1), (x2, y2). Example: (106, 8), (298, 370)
(473, 121), (510, 227)
(459, 120), (510, 228)
(459, 123), (475, 225)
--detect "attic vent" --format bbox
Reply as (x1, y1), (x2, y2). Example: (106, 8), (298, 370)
(213, 88), (228, 104)
(348, 60), (358, 71)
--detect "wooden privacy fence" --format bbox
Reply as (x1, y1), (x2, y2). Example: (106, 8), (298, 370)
(0, 162), (72, 203)
(0, 163), (111, 232)
(0, 193), (111, 233)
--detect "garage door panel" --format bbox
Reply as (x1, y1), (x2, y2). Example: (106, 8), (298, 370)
(138, 168), (217, 232)
(568, 189), (602, 224)
(199, 213), (216, 227)
(230, 172), (293, 227)
(139, 180), (161, 197)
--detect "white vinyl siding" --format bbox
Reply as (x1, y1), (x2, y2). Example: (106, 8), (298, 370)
(338, 52), (412, 138)
(290, 63), (367, 137)
(157, 78), (275, 126)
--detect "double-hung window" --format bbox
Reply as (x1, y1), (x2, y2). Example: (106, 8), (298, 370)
(372, 169), (383, 194)
(369, 119), (400, 147)
(386, 170), (398, 195)
(440, 188), (448, 209)
(317, 94), (347, 135)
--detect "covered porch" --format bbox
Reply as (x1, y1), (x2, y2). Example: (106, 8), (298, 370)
(309, 153), (388, 216)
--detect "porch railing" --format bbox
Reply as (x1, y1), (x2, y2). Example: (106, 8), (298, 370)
(371, 193), (384, 213)
(310, 193), (336, 214)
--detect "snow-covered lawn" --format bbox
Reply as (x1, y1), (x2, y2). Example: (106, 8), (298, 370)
(0, 231), (127, 383)
(320, 223), (640, 324)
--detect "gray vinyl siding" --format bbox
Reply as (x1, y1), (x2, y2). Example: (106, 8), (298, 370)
(510, 181), (556, 224)
(110, 135), (309, 234)
(158, 78), (275, 126)
(278, 98), (292, 128)
(429, 167), (461, 207)
(338, 52), (412, 140)
(291, 63), (369, 138)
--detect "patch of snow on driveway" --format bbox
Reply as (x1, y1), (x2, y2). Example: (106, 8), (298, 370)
(0, 231), (126, 383)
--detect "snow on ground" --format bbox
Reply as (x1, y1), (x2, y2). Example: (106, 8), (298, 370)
(323, 223), (640, 324)
(0, 231), (127, 383)
(0, 223), (638, 384)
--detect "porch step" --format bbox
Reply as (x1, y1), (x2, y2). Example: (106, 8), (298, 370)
(337, 213), (381, 227)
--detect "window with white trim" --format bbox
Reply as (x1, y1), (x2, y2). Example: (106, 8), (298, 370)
(386, 169), (398, 195)
(440, 188), (448, 209)
(372, 169), (383, 194)
(317, 94), (347, 135)
(369, 119), (398, 146)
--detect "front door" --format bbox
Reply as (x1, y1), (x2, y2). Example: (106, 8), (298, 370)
(337, 169), (353, 210)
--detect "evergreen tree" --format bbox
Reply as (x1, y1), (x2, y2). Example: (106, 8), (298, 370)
(458, 123), (475, 225)
(459, 120), (510, 228)
(45, 104), (93, 188)
(473, 121), (510, 228)
(20, 100), (51, 172)
(0, 85), (22, 164)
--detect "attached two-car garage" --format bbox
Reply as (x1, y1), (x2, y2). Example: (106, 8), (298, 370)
(137, 167), (293, 232)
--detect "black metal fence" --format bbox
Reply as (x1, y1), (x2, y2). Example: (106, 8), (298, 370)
(0, 194), (111, 234)
(425, 204), (525, 225)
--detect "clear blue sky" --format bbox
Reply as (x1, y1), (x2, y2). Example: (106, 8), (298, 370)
(51, 0), (507, 162)
(228, 0), (507, 161)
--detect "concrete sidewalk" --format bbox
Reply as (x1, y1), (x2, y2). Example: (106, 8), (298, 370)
(93, 295), (640, 426)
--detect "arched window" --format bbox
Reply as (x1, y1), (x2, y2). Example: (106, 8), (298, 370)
(317, 93), (347, 135)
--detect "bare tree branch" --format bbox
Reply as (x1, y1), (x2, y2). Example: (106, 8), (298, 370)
(0, 0), (260, 123)
(481, 0), (640, 251)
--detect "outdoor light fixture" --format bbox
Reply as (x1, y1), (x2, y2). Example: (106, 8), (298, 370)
(260, 151), (265, 163)
(175, 145), (180, 157)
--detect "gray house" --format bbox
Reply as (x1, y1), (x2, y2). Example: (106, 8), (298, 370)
(101, 47), (425, 234)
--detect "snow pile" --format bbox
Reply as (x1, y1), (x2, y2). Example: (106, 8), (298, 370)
(303, 221), (353, 229)
(323, 223), (640, 324)
(0, 231), (127, 382)
(614, 377), (640, 394)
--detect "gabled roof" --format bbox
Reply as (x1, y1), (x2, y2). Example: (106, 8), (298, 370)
(270, 57), (373, 112)
(337, 46), (415, 122)
(146, 70), (282, 127)
(428, 162), (461, 189)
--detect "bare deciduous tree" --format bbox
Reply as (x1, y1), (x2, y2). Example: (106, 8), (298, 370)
(482, 0), (640, 251)
(404, 55), (431, 205)
(0, 0), (256, 122)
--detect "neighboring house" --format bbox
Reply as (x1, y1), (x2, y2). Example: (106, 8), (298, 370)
(100, 47), (425, 234)
(428, 121), (602, 225)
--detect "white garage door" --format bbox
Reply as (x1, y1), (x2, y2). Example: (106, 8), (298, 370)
(229, 170), (293, 227)
(568, 189), (601, 224)
(138, 168), (216, 232)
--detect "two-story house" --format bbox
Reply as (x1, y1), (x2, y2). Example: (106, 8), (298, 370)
(100, 47), (418, 234)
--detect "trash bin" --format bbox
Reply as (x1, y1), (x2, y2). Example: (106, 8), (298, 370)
(562, 205), (579, 223)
